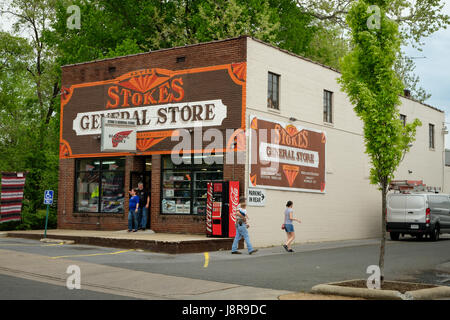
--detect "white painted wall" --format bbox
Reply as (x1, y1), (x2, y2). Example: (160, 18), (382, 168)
(444, 166), (450, 193)
(245, 38), (446, 247)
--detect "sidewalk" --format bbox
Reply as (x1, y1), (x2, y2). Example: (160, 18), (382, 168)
(5, 229), (243, 254)
(0, 248), (290, 300)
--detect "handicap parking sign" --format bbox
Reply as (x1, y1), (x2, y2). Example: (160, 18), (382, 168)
(44, 190), (54, 205)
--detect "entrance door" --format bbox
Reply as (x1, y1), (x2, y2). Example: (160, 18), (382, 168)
(130, 171), (152, 228)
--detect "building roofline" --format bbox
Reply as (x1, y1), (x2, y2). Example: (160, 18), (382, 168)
(248, 37), (444, 114)
(60, 36), (247, 69)
(247, 36), (341, 74)
(400, 94), (444, 113)
(61, 35), (444, 114)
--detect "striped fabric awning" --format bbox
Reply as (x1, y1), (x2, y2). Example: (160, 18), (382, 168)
(0, 172), (27, 223)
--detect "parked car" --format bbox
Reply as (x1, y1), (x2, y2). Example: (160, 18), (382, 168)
(386, 192), (450, 241)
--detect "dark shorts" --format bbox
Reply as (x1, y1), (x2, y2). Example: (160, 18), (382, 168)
(285, 224), (294, 233)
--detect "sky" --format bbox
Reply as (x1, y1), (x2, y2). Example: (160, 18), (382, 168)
(403, 1), (450, 148)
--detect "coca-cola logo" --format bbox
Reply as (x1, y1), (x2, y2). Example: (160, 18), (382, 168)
(111, 130), (133, 147)
(230, 186), (239, 222)
(206, 183), (213, 233)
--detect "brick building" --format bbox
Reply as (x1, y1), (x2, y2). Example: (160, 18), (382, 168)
(58, 36), (445, 246)
(59, 37), (247, 233)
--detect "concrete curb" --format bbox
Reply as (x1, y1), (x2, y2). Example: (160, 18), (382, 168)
(311, 283), (404, 300)
(0, 232), (7, 238)
(311, 280), (450, 300)
(39, 238), (75, 245)
(407, 286), (450, 300)
(7, 232), (243, 254)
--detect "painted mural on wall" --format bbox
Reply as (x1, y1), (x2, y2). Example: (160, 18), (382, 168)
(249, 116), (326, 193)
(60, 63), (246, 158)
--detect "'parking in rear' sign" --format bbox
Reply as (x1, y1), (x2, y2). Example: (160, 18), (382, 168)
(247, 189), (266, 207)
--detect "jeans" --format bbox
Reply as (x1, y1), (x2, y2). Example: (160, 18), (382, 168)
(231, 223), (254, 253)
(140, 207), (148, 229)
(137, 207), (142, 228)
(128, 209), (138, 231)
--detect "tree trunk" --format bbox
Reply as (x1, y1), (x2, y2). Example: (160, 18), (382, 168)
(378, 182), (388, 286)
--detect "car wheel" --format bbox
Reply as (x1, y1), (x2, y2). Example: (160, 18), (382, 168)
(430, 226), (440, 242)
(390, 232), (400, 241)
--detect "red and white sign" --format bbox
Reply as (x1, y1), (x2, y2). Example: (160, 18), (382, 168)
(101, 118), (137, 152)
(229, 181), (239, 224)
(206, 182), (213, 235)
(228, 181), (239, 238)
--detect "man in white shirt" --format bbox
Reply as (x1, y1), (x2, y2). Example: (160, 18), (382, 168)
(231, 197), (258, 255)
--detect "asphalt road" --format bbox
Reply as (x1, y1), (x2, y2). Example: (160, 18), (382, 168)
(0, 235), (449, 299)
(0, 274), (138, 300)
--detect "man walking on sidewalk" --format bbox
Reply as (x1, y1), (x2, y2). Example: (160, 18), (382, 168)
(231, 197), (258, 255)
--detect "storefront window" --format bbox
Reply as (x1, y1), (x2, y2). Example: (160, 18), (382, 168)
(161, 154), (223, 215)
(75, 158), (125, 213)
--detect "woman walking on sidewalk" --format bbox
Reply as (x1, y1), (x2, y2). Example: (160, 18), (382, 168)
(283, 201), (301, 252)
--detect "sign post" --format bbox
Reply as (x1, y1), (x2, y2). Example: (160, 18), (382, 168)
(43, 190), (54, 238)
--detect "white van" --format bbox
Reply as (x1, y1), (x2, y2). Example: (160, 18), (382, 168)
(386, 193), (450, 241)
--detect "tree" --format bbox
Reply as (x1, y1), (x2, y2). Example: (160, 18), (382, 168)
(338, 0), (421, 284)
(192, 0), (280, 43)
(297, 0), (450, 101)
(46, 0), (284, 66)
(297, 0), (449, 45)
(0, 0), (60, 229)
(394, 52), (431, 102)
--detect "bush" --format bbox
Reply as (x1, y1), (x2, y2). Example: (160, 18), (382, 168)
(0, 205), (57, 231)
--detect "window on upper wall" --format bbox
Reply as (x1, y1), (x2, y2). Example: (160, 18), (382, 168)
(74, 158), (125, 213)
(267, 72), (280, 110)
(400, 114), (406, 127)
(323, 90), (333, 123)
(429, 124), (435, 149)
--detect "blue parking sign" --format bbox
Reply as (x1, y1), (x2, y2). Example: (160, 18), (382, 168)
(44, 190), (54, 205)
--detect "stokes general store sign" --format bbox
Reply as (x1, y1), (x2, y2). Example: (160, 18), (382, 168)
(249, 116), (326, 193)
(73, 99), (227, 136)
(60, 63), (246, 158)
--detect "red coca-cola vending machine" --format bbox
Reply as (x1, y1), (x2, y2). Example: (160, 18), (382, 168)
(206, 181), (239, 238)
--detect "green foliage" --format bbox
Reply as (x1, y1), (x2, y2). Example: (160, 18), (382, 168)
(192, 0), (279, 43)
(338, 0), (424, 279)
(394, 52), (431, 102)
(0, 1), (60, 230)
(46, 0), (291, 65)
(297, 0), (450, 101)
(307, 26), (349, 69)
(1, 0), (446, 234)
(269, 0), (317, 58)
(339, 0), (421, 189)
(0, 206), (57, 231)
(297, 0), (450, 47)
